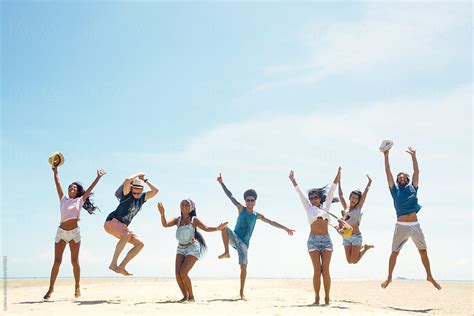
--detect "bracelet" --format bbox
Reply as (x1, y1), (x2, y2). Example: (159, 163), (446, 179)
(144, 178), (148, 183)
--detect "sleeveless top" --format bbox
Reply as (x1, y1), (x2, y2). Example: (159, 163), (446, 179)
(176, 216), (195, 244)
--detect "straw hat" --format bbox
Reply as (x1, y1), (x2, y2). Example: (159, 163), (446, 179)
(379, 140), (394, 152)
(48, 152), (65, 167)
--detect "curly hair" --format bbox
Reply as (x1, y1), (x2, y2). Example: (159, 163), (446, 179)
(71, 182), (99, 214)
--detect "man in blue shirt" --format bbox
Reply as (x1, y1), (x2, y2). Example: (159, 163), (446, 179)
(381, 146), (441, 290)
(216, 173), (295, 300)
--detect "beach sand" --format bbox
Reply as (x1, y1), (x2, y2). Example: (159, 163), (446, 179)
(3, 278), (472, 315)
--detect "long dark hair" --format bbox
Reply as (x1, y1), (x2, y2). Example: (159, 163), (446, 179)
(349, 190), (362, 209)
(72, 182), (99, 214)
(308, 185), (339, 204)
(186, 199), (207, 256)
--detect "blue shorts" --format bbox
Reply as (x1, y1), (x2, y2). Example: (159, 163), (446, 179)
(307, 234), (333, 252)
(177, 241), (201, 259)
(343, 232), (363, 247)
(226, 227), (248, 265)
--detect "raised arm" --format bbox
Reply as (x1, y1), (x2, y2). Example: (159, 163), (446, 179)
(289, 170), (310, 212)
(193, 217), (228, 232)
(122, 171), (145, 196)
(144, 179), (159, 201)
(357, 175), (372, 210)
(258, 213), (295, 236)
(52, 166), (64, 200)
(217, 173), (244, 212)
(406, 147), (419, 187)
(383, 150), (395, 188)
(157, 202), (178, 228)
(324, 167), (341, 211)
(83, 169), (106, 201)
(337, 169), (347, 210)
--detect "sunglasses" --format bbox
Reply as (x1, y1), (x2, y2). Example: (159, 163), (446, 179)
(309, 196), (321, 200)
(132, 192), (142, 196)
(245, 199), (256, 202)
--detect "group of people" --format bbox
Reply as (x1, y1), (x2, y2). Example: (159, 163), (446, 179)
(43, 144), (441, 305)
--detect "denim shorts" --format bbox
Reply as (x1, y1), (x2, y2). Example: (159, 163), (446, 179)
(226, 227), (249, 265)
(177, 241), (201, 260)
(307, 234), (333, 252)
(343, 232), (363, 246)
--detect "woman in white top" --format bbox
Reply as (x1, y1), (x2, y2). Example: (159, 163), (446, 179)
(289, 167), (340, 306)
(43, 165), (105, 300)
(337, 170), (374, 264)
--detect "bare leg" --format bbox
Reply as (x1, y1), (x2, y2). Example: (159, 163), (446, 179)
(381, 251), (399, 289)
(344, 246), (352, 264)
(69, 240), (81, 298)
(179, 256), (199, 302)
(44, 240), (67, 300)
(175, 254), (188, 301)
(321, 250), (332, 305)
(218, 229), (230, 259)
(352, 244), (374, 264)
(109, 234), (130, 273)
(309, 251), (322, 305)
(239, 264), (247, 300)
(418, 249), (441, 290)
(117, 237), (144, 275)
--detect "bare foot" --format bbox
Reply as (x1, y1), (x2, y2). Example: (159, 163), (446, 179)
(74, 286), (81, 298)
(218, 252), (230, 259)
(43, 288), (53, 300)
(178, 297), (188, 302)
(239, 290), (246, 300)
(188, 296), (195, 302)
(324, 297), (330, 305)
(381, 278), (392, 289)
(312, 296), (320, 305)
(427, 276), (442, 290)
(116, 267), (133, 276)
(109, 264), (119, 273)
(364, 244), (374, 250)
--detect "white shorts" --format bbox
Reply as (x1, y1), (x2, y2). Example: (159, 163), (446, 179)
(55, 227), (81, 243)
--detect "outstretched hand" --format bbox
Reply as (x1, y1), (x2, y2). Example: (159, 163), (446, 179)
(217, 173), (223, 184)
(157, 202), (165, 215)
(406, 147), (416, 157)
(217, 222), (228, 231)
(97, 169), (106, 178)
(289, 170), (295, 182)
(286, 228), (295, 236)
(366, 174), (372, 185)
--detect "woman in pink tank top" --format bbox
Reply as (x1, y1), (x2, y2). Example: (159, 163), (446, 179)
(43, 165), (105, 300)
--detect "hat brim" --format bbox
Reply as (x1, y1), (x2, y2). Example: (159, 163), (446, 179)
(379, 140), (393, 152)
(48, 152), (65, 167)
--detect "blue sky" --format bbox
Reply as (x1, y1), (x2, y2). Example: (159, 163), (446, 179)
(1, 1), (472, 281)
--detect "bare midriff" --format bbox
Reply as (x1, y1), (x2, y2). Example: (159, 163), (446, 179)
(351, 223), (360, 234)
(397, 212), (418, 222)
(310, 218), (329, 235)
(59, 218), (79, 230)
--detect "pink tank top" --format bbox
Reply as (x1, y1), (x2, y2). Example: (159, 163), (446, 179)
(60, 196), (84, 223)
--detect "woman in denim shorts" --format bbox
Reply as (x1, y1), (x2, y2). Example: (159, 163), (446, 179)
(337, 170), (374, 264)
(289, 167), (340, 306)
(158, 199), (227, 302)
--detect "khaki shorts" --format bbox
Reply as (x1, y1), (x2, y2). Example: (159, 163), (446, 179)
(104, 218), (138, 240)
(392, 222), (427, 252)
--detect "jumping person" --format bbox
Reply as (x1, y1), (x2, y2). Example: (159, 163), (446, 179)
(217, 173), (295, 300)
(289, 168), (340, 305)
(104, 172), (158, 276)
(337, 170), (374, 264)
(44, 165), (105, 300)
(158, 199), (227, 302)
(381, 146), (441, 290)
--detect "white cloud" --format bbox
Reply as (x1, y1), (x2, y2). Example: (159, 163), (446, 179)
(257, 3), (471, 91)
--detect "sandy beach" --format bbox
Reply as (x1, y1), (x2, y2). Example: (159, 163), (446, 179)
(3, 278), (472, 315)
